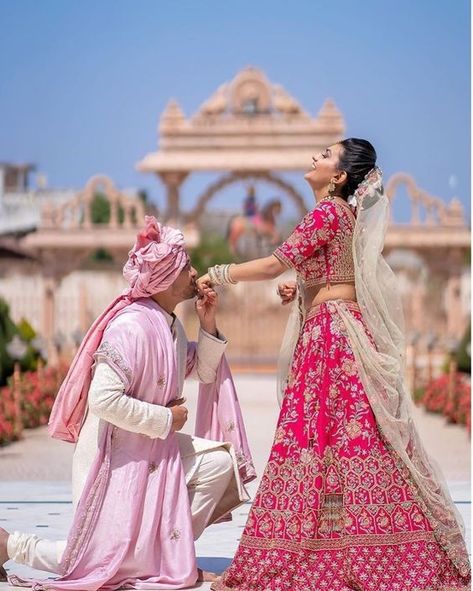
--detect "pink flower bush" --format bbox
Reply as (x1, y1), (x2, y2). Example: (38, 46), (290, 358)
(419, 372), (471, 433)
(0, 363), (68, 445)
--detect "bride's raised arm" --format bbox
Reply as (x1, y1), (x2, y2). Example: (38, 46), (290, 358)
(198, 254), (286, 287)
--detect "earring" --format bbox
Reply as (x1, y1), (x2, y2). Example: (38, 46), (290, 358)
(328, 179), (336, 195)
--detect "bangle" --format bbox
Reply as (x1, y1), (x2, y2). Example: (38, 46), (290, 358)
(207, 264), (238, 286)
(226, 263), (238, 284)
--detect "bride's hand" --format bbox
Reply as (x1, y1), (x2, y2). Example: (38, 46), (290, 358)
(277, 281), (297, 305)
(197, 273), (212, 292)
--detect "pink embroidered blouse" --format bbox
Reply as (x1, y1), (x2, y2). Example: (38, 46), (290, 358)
(273, 198), (356, 288)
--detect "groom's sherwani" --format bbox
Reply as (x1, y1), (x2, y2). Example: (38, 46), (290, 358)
(8, 299), (250, 590)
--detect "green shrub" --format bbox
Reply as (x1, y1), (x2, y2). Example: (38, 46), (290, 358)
(16, 318), (43, 372)
(0, 298), (16, 386)
(0, 303), (46, 384)
(91, 192), (126, 225)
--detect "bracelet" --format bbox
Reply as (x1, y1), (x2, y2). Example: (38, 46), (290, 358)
(208, 264), (238, 286)
(224, 263), (238, 284)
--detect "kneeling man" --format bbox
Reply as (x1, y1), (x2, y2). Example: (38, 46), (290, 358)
(1, 217), (255, 590)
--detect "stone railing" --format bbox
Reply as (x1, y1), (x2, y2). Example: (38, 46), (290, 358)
(385, 173), (466, 227)
(40, 175), (145, 230)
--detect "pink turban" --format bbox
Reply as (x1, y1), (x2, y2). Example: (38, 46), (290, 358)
(48, 216), (189, 443)
(123, 216), (188, 297)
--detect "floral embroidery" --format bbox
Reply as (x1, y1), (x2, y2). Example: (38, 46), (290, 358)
(170, 528), (181, 541)
(61, 441), (113, 573)
(95, 341), (132, 380)
(214, 303), (470, 591)
(273, 200), (356, 289)
(148, 462), (157, 473)
(346, 419), (362, 439)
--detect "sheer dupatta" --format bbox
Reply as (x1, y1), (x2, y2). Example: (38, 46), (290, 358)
(341, 168), (469, 576)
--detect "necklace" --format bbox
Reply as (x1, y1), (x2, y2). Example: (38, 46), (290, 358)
(321, 193), (339, 202)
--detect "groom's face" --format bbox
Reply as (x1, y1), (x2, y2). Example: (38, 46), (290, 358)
(171, 256), (199, 302)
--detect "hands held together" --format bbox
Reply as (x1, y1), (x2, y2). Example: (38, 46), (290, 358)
(198, 272), (297, 307)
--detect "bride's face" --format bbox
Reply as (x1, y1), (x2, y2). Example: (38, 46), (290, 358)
(304, 143), (343, 192)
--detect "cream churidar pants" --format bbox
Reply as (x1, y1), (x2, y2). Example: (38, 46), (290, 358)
(8, 442), (233, 574)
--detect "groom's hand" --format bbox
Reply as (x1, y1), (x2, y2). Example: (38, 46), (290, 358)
(195, 283), (218, 336)
(168, 402), (188, 432)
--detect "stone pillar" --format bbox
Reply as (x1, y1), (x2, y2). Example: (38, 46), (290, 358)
(42, 276), (59, 366)
(445, 275), (463, 338)
(159, 172), (188, 222)
(444, 248), (465, 340)
(411, 283), (426, 334)
(40, 249), (90, 364)
(109, 192), (119, 230)
(79, 282), (90, 332)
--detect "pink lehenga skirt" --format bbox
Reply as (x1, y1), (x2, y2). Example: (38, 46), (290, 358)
(213, 301), (470, 591)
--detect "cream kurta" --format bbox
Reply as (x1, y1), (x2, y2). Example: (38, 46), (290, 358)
(73, 311), (232, 507)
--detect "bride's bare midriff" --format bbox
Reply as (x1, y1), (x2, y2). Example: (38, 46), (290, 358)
(304, 283), (357, 310)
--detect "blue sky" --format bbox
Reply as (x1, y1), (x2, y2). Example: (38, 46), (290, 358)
(0, 0), (470, 223)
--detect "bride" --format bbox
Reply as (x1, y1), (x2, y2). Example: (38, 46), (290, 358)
(198, 138), (470, 590)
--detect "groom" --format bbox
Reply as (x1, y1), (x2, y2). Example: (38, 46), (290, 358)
(1, 217), (254, 589)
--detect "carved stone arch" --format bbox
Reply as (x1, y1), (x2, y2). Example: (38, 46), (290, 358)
(186, 171), (309, 222)
(83, 174), (117, 198)
(385, 172), (447, 226)
(42, 174), (145, 230)
(83, 174), (121, 229)
(138, 67), (346, 223)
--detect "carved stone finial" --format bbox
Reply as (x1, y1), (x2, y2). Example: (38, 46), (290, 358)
(159, 99), (186, 132)
(444, 197), (466, 227)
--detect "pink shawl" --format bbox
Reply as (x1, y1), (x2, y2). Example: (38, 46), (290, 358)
(11, 298), (254, 590)
(195, 356), (256, 484)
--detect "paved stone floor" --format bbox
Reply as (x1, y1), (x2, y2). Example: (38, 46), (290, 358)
(0, 375), (470, 590)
